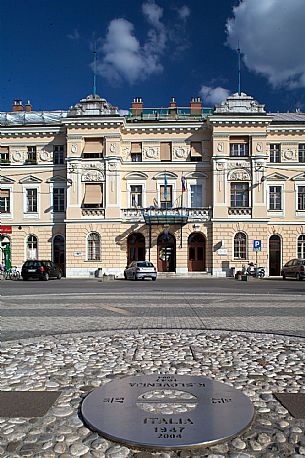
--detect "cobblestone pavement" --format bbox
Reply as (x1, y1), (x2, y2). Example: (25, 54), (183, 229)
(1, 285), (305, 457)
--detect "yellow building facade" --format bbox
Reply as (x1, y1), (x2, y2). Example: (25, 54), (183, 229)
(1, 93), (305, 277)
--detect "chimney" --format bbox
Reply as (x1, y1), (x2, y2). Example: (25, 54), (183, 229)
(131, 97), (143, 116)
(169, 97), (177, 116)
(190, 97), (202, 115)
(12, 100), (24, 112)
(25, 100), (32, 112)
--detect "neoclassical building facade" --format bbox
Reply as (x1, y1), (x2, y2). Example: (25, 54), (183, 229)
(1, 92), (305, 277)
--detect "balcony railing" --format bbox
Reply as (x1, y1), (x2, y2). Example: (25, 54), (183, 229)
(121, 207), (212, 223)
(228, 207), (252, 216)
(82, 207), (105, 217)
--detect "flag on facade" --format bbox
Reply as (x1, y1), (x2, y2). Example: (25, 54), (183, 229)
(164, 173), (168, 200)
(181, 175), (187, 192)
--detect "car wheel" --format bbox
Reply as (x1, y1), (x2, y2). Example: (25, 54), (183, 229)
(133, 273), (137, 281)
(44, 273), (49, 281)
(152, 277), (156, 281)
(296, 273), (301, 281)
(57, 272), (62, 280)
(22, 277), (28, 281)
(282, 272), (286, 280)
(124, 272), (127, 279)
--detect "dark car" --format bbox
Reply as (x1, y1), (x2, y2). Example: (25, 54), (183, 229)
(21, 260), (62, 281)
(281, 258), (305, 280)
(124, 261), (157, 281)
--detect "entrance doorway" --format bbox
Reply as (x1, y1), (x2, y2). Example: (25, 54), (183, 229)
(157, 233), (176, 272)
(53, 235), (65, 275)
(127, 233), (145, 265)
(188, 233), (206, 271)
(269, 235), (281, 276)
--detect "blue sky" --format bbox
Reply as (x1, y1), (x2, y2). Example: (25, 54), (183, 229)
(2, 0), (305, 113)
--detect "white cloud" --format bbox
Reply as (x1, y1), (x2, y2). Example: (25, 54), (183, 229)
(95, 1), (190, 85)
(96, 18), (163, 85)
(67, 29), (80, 41)
(177, 5), (190, 20)
(200, 85), (230, 105)
(226, 0), (305, 89)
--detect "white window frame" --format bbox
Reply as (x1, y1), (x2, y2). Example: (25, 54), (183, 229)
(0, 185), (13, 220)
(158, 179), (176, 208)
(233, 231), (248, 260)
(23, 185), (40, 218)
(186, 178), (205, 207)
(295, 180), (305, 216)
(86, 232), (101, 261)
(25, 234), (39, 260)
(127, 181), (146, 208)
(267, 182), (284, 216)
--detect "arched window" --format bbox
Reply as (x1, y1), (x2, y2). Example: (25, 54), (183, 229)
(87, 232), (101, 261)
(297, 235), (305, 258)
(27, 235), (38, 260)
(234, 232), (247, 259)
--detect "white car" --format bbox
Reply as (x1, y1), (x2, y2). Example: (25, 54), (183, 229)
(124, 261), (157, 281)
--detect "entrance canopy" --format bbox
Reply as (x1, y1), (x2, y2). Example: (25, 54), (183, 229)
(143, 208), (188, 225)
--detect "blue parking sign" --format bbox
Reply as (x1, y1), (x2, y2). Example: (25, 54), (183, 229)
(253, 240), (262, 251)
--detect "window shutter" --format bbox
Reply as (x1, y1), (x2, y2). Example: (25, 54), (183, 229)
(84, 184), (103, 205)
(83, 138), (104, 154)
(190, 142), (202, 158)
(160, 142), (171, 161)
(131, 142), (142, 153)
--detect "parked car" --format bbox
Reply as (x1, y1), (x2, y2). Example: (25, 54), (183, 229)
(21, 260), (62, 281)
(281, 258), (305, 280)
(124, 261), (157, 281)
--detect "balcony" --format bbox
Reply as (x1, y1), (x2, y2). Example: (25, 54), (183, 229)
(228, 207), (252, 216)
(121, 207), (212, 224)
(81, 207), (105, 217)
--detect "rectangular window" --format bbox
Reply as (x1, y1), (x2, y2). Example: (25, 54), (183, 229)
(230, 182), (249, 207)
(160, 185), (173, 208)
(0, 189), (10, 213)
(190, 184), (202, 207)
(53, 145), (64, 164)
(53, 188), (65, 212)
(0, 147), (9, 164)
(131, 142), (142, 162)
(299, 144), (305, 163)
(83, 138), (104, 158)
(83, 183), (103, 208)
(190, 142), (202, 162)
(26, 188), (38, 212)
(298, 186), (305, 210)
(160, 142), (172, 161)
(229, 143), (249, 157)
(130, 185), (142, 207)
(269, 186), (282, 210)
(270, 144), (281, 163)
(27, 146), (37, 163)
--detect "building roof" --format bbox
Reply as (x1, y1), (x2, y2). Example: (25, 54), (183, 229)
(0, 111), (67, 126)
(270, 112), (305, 122)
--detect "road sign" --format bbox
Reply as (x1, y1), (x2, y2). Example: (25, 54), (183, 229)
(253, 240), (262, 251)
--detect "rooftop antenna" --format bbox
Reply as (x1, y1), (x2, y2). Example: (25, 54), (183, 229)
(237, 41), (241, 96)
(93, 42), (97, 97)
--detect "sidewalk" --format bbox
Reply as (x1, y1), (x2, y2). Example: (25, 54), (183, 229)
(1, 328), (305, 457)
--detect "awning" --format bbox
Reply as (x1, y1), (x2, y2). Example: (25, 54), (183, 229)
(83, 184), (103, 205)
(83, 138), (104, 154)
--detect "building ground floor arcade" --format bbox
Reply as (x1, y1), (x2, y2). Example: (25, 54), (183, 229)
(1, 220), (305, 278)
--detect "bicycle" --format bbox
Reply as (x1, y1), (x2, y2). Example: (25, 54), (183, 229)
(4, 267), (21, 281)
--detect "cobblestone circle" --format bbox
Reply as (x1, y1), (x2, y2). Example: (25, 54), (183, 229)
(1, 330), (305, 457)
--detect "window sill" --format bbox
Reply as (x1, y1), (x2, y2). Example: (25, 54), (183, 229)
(24, 212), (39, 219)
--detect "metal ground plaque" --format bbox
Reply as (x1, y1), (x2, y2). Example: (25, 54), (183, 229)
(81, 375), (254, 449)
